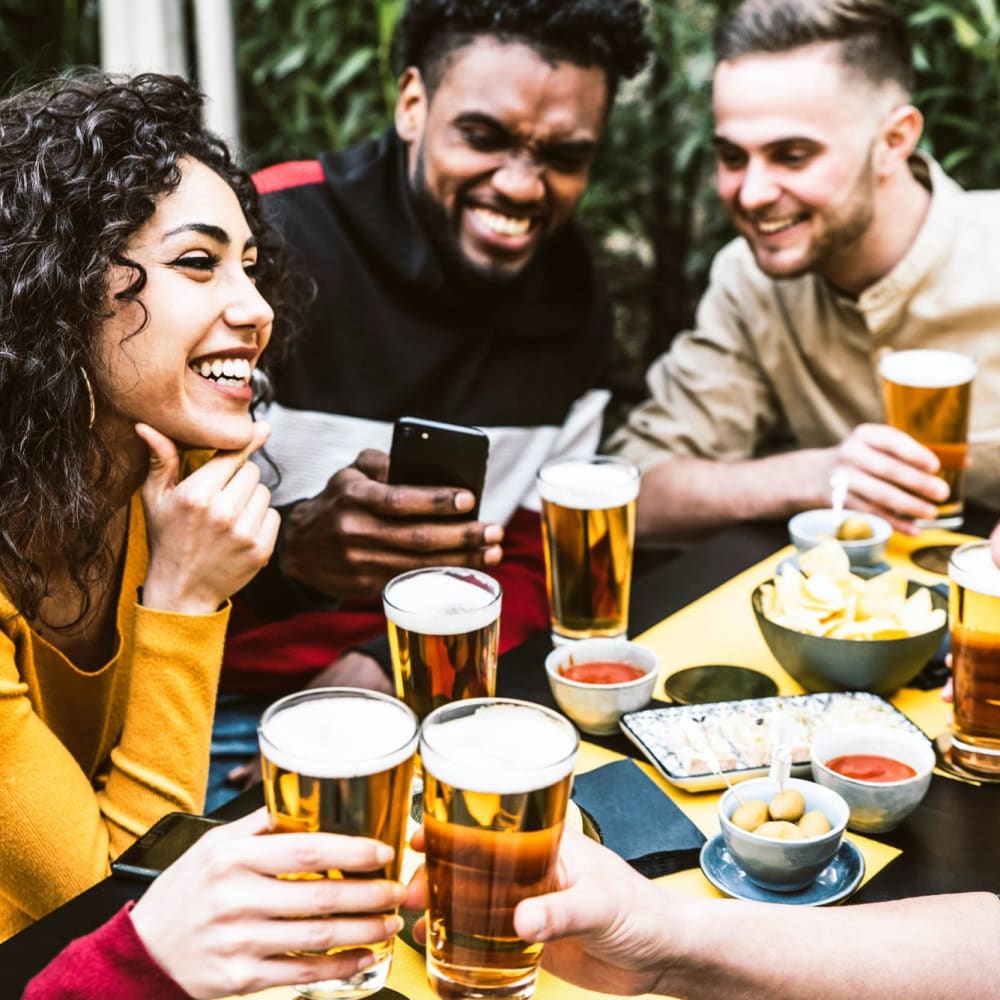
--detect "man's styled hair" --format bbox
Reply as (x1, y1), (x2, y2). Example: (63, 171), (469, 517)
(396, 0), (650, 102)
(714, 0), (914, 94)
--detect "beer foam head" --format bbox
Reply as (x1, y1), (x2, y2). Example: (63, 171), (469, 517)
(383, 569), (500, 635)
(950, 542), (1000, 598)
(421, 702), (578, 794)
(260, 694), (418, 777)
(536, 457), (639, 510)
(879, 349), (977, 388)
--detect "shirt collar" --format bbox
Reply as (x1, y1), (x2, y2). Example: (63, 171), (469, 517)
(856, 154), (963, 335)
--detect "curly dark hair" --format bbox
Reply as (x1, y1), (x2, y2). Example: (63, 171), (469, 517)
(714, 0), (913, 94)
(396, 0), (650, 102)
(0, 69), (290, 622)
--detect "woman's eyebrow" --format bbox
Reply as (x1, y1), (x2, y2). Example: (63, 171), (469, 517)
(163, 222), (231, 244)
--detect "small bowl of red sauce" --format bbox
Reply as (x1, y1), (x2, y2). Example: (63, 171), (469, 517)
(544, 639), (658, 736)
(810, 725), (935, 833)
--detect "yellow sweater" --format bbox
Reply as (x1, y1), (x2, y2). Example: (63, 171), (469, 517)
(0, 493), (230, 940)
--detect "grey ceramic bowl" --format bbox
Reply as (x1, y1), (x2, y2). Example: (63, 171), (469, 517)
(544, 639), (657, 735)
(788, 509), (892, 567)
(718, 777), (848, 892)
(810, 725), (934, 834)
(751, 577), (947, 695)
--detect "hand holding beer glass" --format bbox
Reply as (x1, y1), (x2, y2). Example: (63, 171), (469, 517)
(419, 698), (579, 999)
(536, 455), (639, 642)
(948, 541), (1000, 775)
(383, 567), (501, 721)
(258, 688), (419, 999)
(879, 349), (977, 529)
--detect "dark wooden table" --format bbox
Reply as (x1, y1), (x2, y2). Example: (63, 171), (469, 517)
(5, 511), (999, 995)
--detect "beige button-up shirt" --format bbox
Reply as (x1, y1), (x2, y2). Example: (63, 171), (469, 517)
(611, 157), (1000, 510)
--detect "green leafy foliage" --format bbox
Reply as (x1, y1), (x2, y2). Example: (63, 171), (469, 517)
(236, 0), (398, 169)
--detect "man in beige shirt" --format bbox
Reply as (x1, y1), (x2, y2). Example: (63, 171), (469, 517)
(612, 0), (1000, 541)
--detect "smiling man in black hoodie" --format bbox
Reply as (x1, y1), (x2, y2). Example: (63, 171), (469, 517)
(210, 0), (650, 803)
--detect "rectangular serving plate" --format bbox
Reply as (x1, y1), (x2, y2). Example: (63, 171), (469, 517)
(620, 691), (928, 793)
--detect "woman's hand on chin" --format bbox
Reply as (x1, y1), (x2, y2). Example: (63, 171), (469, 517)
(136, 421), (280, 614)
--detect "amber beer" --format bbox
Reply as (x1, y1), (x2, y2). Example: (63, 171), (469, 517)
(879, 349), (976, 528)
(420, 699), (579, 999)
(948, 541), (1000, 776)
(383, 567), (501, 721)
(536, 456), (639, 641)
(257, 688), (418, 1000)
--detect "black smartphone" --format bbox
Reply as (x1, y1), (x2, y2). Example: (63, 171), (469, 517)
(111, 812), (224, 882)
(387, 417), (489, 519)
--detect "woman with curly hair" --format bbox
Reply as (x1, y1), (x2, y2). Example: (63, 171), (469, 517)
(0, 68), (286, 937)
(5, 69), (423, 998)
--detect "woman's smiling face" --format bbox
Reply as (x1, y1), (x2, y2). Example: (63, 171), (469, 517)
(94, 157), (274, 452)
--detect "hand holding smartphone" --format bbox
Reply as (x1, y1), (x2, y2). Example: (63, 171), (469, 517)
(112, 812), (224, 881)
(387, 417), (489, 519)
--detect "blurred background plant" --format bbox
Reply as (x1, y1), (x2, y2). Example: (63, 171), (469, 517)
(2, 0), (998, 410)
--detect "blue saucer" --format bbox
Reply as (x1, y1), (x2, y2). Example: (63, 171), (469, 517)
(699, 834), (864, 906)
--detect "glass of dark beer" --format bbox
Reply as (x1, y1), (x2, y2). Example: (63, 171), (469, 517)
(879, 348), (976, 529)
(383, 567), (502, 722)
(419, 697), (579, 999)
(536, 455), (639, 642)
(948, 541), (1000, 775)
(258, 688), (419, 999)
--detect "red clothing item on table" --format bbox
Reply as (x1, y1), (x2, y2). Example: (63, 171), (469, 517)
(22, 902), (189, 1000)
(221, 507), (551, 692)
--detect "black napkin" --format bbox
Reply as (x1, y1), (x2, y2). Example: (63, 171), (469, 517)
(571, 758), (706, 878)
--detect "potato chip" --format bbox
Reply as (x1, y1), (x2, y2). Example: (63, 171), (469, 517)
(857, 570), (909, 620)
(761, 547), (944, 640)
(799, 540), (850, 578)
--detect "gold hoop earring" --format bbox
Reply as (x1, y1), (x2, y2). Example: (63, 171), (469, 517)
(80, 366), (95, 431)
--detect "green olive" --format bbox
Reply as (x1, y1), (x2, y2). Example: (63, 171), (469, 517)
(754, 820), (805, 841)
(731, 800), (770, 832)
(836, 515), (874, 541)
(797, 810), (832, 837)
(768, 789), (806, 822)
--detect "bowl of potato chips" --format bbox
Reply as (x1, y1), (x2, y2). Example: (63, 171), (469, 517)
(752, 541), (947, 695)
(788, 508), (892, 567)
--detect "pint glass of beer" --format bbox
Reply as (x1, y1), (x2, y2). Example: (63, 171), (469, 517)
(383, 567), (501, 722)
(420, 698), (579, 999)
(536, 455), (639, 642)
(258, 688), (419, 999)
(879, 349), (977, 529)
(948, 541), (1000, 776)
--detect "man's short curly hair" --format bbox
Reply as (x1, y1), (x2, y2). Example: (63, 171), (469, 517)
(0, 69), (290, 622)
(396, 0), (650, 103)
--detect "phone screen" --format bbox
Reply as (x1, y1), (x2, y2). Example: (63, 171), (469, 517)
(112, 812), (223, 881)
(388, 417), (489, 519)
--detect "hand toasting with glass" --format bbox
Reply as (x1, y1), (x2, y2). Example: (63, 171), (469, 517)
(257, 689), (419, 1000)
(805, 350), (976, 536)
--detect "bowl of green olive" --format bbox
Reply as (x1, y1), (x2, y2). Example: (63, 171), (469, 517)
(718, 777), (849, 891)
(789, 509), (892, 567)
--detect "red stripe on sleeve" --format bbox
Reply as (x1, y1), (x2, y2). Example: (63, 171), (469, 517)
(253, 160), (324, 194)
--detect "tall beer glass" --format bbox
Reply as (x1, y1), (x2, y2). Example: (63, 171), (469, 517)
(879, 349), (976, 529)
(383, 567), (501, 722)
(948, 541), (1000, 776)
(536, 455), (639, 642)
(420, 698), (579, 999)
(258, 688), (419, 999)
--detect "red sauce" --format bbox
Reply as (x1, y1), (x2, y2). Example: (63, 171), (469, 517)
(559, 661), (646, 685)
(826, 753), (917, 783)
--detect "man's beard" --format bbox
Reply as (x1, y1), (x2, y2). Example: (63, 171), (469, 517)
(747, 151), (878, 283)
(409, 149), (529, 291)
